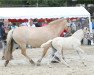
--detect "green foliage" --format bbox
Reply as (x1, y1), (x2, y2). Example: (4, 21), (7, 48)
(0, 0), (67, 7)
(27, 0), (37, 5)
(77, 0), (94, 4)
(0, 0), (94, 7)
(0, 0), (24, 6)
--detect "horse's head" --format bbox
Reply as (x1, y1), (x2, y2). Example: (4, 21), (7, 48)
(83, 27), (89, 33)
(82, 27), (93, 40)
(62, 19), (70, 31)
(82, 27), (90, 37)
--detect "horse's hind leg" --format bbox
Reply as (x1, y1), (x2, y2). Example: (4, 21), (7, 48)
(75, 47), (86, 66)
(61, 49), (66, 61)
(51, 44), (61, 63)
(37, 46), (49, 66)
(20, 44), (35, 65)
(53, 46), (70, 67)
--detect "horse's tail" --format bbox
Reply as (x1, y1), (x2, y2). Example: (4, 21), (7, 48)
(4, 29), (14, 60)
(41, 40), (52, 48)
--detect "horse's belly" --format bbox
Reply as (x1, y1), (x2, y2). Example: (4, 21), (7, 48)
(60, 41), (72, 49)
(62, 41), (80, 50)
(63, 45), (74, 50)
(28, 41), (43, 48)
(28, 38), (52, 48)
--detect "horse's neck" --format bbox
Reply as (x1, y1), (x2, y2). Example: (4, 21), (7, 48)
(48, 24), (64, 36)
(72, 35), (83, 41)
(72, 30), (84, 41)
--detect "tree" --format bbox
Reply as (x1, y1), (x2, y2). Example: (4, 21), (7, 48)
(0, 0), (23, 7)
(0, 0), (67, 7)
(0, 0), (94, 7)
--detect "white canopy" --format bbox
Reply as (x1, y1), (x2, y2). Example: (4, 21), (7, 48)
(0, 7), (90, 19)
(0, 7), (92, 33)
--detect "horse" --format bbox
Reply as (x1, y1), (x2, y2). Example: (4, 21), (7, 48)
(4, 19), (69, 67)
(37, 29), (87, 67)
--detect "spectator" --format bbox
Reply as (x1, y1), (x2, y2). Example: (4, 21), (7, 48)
(28, 19), (36, 27)
(60, 29), (68, 37)
(0, 19), (5, 40)
(70, 21), (76, 34)
(33, 19), (42, 27)
(20, 22), (28, 27)
(60, 26), (71, 37)
(42, 20), (48, 27)
(83, 27), (90, 45)
(10, 23), (18, 29)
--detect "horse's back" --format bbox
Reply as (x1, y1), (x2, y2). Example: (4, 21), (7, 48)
(12, 26), (37, 46)
(12, 26), (56, 47)
(52, 37), (81, 49)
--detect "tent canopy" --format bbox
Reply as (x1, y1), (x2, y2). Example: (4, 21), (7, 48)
(0, 7), (90, 19)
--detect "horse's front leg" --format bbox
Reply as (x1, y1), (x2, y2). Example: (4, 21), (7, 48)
(75, 47), (86, 66)
(4, 49), (13, 67)
(54, 50), (70, 67)
(20, 45), (35, 65)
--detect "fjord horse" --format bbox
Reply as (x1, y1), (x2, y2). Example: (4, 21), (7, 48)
(4, 19), (69, 66)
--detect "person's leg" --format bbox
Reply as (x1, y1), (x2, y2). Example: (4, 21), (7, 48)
(0, 29), (2, 40)
(88, 39), (90, 45)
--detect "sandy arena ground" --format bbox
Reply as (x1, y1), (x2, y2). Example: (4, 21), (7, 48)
(0, 45), (94, 75)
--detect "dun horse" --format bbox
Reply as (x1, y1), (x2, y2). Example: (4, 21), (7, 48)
(37, 29), (86, 67)
(4, 19), (69, 66)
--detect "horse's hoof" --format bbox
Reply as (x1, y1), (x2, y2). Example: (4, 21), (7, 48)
(48, 65), (52, 68)
(2, 56), (5, 60)
(82, 62), (86, 67)
(51, 60), (59, 63)
(54, 56), (60, 61)
(4, 60), (9, 67)
(49, 66), (52, 68)
(29, 60), (35, 65)
(84, 64), (87, 67)
(37, 64), (41, 66)
(67, 65), (70, 68)
(36, 62), (41, 66)
(84, 65), (87, 67)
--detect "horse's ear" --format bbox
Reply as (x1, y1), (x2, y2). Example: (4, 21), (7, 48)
(82, 28), (85, 32)
(83, 27), (89, 30)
